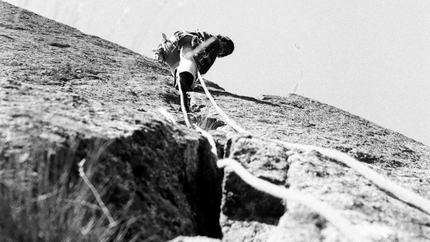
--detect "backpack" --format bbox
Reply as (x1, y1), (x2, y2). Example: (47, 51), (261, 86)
(174, 29), (209, 47)
(152, 30), (215, 65)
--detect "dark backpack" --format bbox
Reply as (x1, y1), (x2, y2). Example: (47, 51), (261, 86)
(154, 30), (217, 67)
(173, 29), (214, 48)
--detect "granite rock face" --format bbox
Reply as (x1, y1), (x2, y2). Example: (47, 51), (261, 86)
(218, 94), (430, 241)
(1, 1), (430, 241)
(0, 2), (222, 241)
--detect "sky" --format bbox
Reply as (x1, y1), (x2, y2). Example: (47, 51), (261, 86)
(4, 0), (430, 146)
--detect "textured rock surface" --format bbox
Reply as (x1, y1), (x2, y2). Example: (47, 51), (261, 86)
(219, 97), (430, 241)
(1, 1), (430, 241)
(0, 1), (222, 241)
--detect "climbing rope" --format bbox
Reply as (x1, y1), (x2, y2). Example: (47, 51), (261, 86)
(197, 72), (251, 135)
(160, 39), (430, 241)
(193, 122), (367, 240)
(158, 107), (176, 124)
(267, 139), (430, 216)
(194, 72), (368, 241)
(218, 158), (369, 242)
(195, 70), (430, 216)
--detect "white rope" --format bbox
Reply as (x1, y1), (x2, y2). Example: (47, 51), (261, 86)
(194, 125), (218, 158)
(196, 69), (430, 216)
(195, 71), (369, 241)
(266, 139), (430, 216)
(197, 72), (251, 135)
(163, 39), (430, 242)
(193, 120), (367, 241)
(217, 158), (369, 242)
(158, 107), (177, 124)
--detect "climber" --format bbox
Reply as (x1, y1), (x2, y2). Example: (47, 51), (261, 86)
(153, 29), (235, 112)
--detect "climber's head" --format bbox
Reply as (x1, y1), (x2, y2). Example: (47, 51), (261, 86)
(217, 35), (234, 57)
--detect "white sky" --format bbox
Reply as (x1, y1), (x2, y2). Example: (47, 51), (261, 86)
(4, 0), (430, 146)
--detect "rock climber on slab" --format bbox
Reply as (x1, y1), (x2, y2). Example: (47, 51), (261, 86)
(153, 30), (234, 112)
